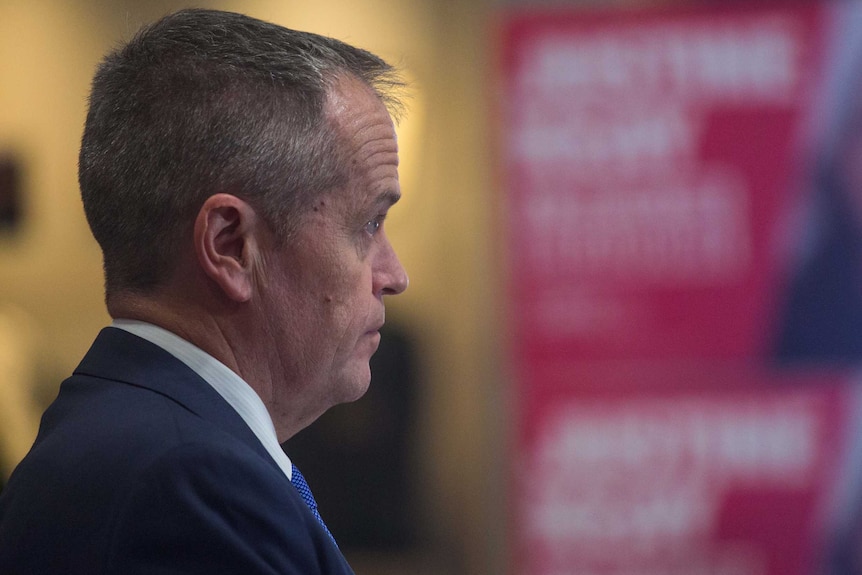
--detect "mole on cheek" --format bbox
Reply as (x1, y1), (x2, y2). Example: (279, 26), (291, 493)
(324, 295), (333, 303)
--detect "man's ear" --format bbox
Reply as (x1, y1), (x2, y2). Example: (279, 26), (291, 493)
(193, 193), (263, 303)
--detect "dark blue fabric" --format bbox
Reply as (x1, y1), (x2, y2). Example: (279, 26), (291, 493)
(774, 166), (862, 364)
(0, 328), (354, 575)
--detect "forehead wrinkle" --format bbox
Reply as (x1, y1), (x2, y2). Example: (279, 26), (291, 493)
(349, 123), (398, 162)
(346, 123), (399, 193)
(360, 149), (399, 174)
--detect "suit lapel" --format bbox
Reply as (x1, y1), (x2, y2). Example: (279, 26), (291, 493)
(74, 327), (282, 476)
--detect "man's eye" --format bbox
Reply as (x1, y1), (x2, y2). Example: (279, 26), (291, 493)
(364, 216), (383, 235)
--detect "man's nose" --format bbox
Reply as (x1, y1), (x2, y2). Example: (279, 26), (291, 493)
(377, 238), (409, 296)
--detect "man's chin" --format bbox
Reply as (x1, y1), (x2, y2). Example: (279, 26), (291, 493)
(335, 365), (373, 404)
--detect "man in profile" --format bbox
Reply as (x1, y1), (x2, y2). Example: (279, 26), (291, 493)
(0, 9), (408, 574)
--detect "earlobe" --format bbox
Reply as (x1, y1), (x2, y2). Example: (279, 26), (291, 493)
(194, 194), (260, 303)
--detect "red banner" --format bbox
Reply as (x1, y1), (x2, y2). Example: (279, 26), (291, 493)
(500, 3), (862, 574)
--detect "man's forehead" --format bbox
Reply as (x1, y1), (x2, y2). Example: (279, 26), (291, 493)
(324, 75), (395, 135)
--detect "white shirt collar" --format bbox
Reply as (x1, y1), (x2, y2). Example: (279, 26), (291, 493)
(111, 319), (293, 481)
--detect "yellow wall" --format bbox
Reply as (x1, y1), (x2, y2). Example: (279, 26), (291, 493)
(0, 0), (501, 573)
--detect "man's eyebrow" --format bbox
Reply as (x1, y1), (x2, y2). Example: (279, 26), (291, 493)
(373, 189), (401, 208)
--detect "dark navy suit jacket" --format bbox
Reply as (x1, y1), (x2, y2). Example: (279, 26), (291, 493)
(0, 327), (354, 575)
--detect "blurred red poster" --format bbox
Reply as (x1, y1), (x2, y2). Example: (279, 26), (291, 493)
(500, 1), (862, 574)
(502, 2), (826, 363)
(516, 370), (854, 575)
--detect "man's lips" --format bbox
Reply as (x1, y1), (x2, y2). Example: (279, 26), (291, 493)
(367, 314), (385, 335)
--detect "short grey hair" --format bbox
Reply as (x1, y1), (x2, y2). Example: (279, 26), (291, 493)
(79, 8), (405, 296)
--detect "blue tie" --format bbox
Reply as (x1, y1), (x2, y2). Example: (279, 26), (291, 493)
(290, 463), (337, 545)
